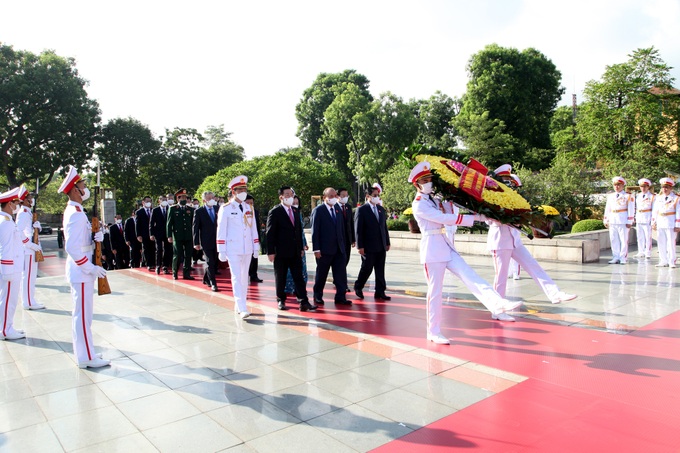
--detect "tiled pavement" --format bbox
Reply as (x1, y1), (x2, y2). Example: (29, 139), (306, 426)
(1, 235), (679, 452)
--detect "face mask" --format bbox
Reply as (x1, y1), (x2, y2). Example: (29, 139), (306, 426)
(30, 199), (35, 208)
(115, 219), (122, 224)
(327, 198), (338, 206)
(292, 204), (299, 209)
(371, 196), (380, 205)
(419, 182), (433, 194)
(12, 203), (21, 214)
(340, 196), (349, 204)
(219, 201), (225, 207)
(144, 202), (152, 208)
(179, 199), (187, 206)
(104, 229), (110, 234)
(167, 200), (175, 206)
(193, 204), (199, 209)
(236, 192), (248, 202)
(160, 201), (168, 207)
(282, 197), (294, 206)
(206, 199), (217, 207)
(81, 187), (91, 201)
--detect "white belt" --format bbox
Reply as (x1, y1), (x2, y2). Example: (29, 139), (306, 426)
(422, 228), (446, 236)
(81, 245), (94, 252)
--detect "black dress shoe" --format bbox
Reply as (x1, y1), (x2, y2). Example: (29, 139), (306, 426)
(172, 272), (178, 280)
(335, 299), (352, 305)
(313, 298), (325, 306)
(156, 267), (161, 275)
(278, 301), (289, 310)
(211, 285), (218, 292)
(183, 275), (195, 281)
(354, 288), (364, 299)
(250, 277), (264, 283)
(164, 269), (171, 275)
(299, 301), (317, 312)
(345, 288), (351, 293)
(375, 294), (392, 301)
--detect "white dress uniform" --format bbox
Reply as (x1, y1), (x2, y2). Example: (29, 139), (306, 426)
(603, 178), (635, 263)
(412, 194), (515, 337)
(16, 205), (43, 309)
(63, 200), (102, 363)
(652, 190), (680, 267)
(635, 189), (655, 258)
(0, 209), (26, 339)
(216, 199), (260, 314)
(486, 221), (573, 303)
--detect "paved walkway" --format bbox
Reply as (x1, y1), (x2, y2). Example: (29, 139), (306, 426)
(1, 235), (679, 452)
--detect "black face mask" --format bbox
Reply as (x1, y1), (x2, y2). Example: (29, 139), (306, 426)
(179, 200), (187, 206)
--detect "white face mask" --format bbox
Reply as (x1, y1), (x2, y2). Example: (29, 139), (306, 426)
(327, 198), (338, 206)
(340, 196), (349, 204)
(104, 228), (110, 234)
(219, 201), (225, 207)
(282, 197), (294, 206)
(236, 192), (248, 202)
(160, 201), (168, 207)
(30, 199), (35, 208)
(206, 199), (217, 207)
(167, 200), (175, 206)
(371, 196), (380, 205)
(12, 203), (21, 214)
(80, 187), (91, 202)
(144, 202), (151, 208)
(419, 182), (433, 194)
(115, 219), (122, 224)
(292, 204), (299, 209)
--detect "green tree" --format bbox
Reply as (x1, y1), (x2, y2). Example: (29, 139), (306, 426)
(455, 111), (517, 166)
(412, 91), (460, 150)
(456, 44), (564, 169)
(380, 160), (415, 216)
(197, 148), (349, 218)
(97, 117), (161, 215)
(576, 47), (679, 181)
(350, 92), (420, 185)
(0, 44), (100, 188)
(198, 124), (245, 171)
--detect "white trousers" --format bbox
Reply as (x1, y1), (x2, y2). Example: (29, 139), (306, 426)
(21, 253), (41, 309)
(636, 223), (653, 257)
(423, 253), (506, 337)
(656, 228), (677, 266)
(510, 258), (520, 278)
(491, 247), (560, 300)
(0, 273), (21, 337)
(227, 254), (251, 313)
(71, 281), (96, 363)
(609, 224), (630, 261)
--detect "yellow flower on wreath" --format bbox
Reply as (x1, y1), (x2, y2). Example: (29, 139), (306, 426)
(539, 205), (560, 216)
(416, 155), (531, 211)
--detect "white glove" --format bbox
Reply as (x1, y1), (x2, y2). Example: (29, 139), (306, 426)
(1, 273), (9, 281)
(218, 252), (227, 262)
(92, 266), (107, 279)
(93, 231), (104, 242)
(32, 221), (41, 231)
(26, 242), (42, 252)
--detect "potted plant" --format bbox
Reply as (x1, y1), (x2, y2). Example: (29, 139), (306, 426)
(402, 207), (420, 233)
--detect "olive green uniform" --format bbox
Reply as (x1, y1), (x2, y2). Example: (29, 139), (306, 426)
(166, 204), (194, 277)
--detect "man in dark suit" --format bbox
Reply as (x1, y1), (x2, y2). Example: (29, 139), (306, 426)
(124, 210), (141, 268)
(101, 224), (115, 270)
(311, 187), (350, 306)
(149, 195), (172, 275)
(135, 196), (155, 271)
(337, 188), (355, 292)
(354, 186), (391, 300)
(193, 191), (219, 291)
(266, 186), (316, 312)
(109, 214), (129, 269)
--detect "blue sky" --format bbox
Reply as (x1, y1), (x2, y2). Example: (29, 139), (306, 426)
(2, 0), (679, 157)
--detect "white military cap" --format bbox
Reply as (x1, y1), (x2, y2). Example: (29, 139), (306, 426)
(637, 178), (652, 187)
(408, 161), (432, 184)
(58, 166), (82, 194)
(372, 182), (383, 194)
(612, 176), (626, 185)
(494, 164), (512, 177)
(660, 177), (675, 187)
(510, 174), (522, 187)
(229, 175), (248, 190)
(0, 187), (22, 204)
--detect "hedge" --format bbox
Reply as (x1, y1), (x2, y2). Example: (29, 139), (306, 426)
(571, 219), (605, 233)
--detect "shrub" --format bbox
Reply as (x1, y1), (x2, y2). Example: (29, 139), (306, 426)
(571, 219), (605, 233)
(387, 219), (409, 231)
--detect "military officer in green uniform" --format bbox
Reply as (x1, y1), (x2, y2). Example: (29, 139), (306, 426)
(167, 188), (195, 280)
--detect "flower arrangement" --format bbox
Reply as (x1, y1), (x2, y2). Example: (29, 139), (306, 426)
(402, 207), (413, 217)
(538, 205), (559, 216)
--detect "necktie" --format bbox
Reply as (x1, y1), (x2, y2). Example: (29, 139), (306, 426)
(343, 205), (347, 218)
(330, 206), (336, 222)
(239, 204), (243, 212)
(119, 224), (122, 233)
(208, 207), (215, 223)
(146, 208), (150, 217)
(287, 207), (295, 225)
(162, 208), (166, 217)
(373, 205), (379, 221)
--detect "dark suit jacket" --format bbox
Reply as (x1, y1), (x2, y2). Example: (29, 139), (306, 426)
(124, 217), (137, 245)
(339, 203), (355, 246)
(266, 204), (304, 259)
(311, 203), (345, 255)
(135, 207), (152, 239)
(149, 206), (168, 240)
(193, 206), (217, 250)
(109, 223), (126, 250)
(355, 203), (390, 253)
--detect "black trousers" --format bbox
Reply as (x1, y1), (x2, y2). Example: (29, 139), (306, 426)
(155, 237), (172, 270)
(129, 243), (142, 268)
(172, 238), (193, 275)
(274, 253), (308, 303)
(313, 251), (347, 301)
(141, 237), (156, 268)
(354, 249), (387, 295)
(249, 256), (259, 279)
(114, 247), (130, 269)
(202, 247), (218, 285)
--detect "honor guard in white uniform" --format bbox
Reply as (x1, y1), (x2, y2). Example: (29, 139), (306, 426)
(217, 175), (260, 318)
(635, 178), (655, 259)
(603, 176), (635, 264)
(59, 166), (110, 368)
(652, 178), (680, 268)
(15, 186), (46, 310)
(0, 187), (27, 340)
(408, 162), (522, 345)
(486, 168), (576, 319)
(509, 174), (522, 280)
